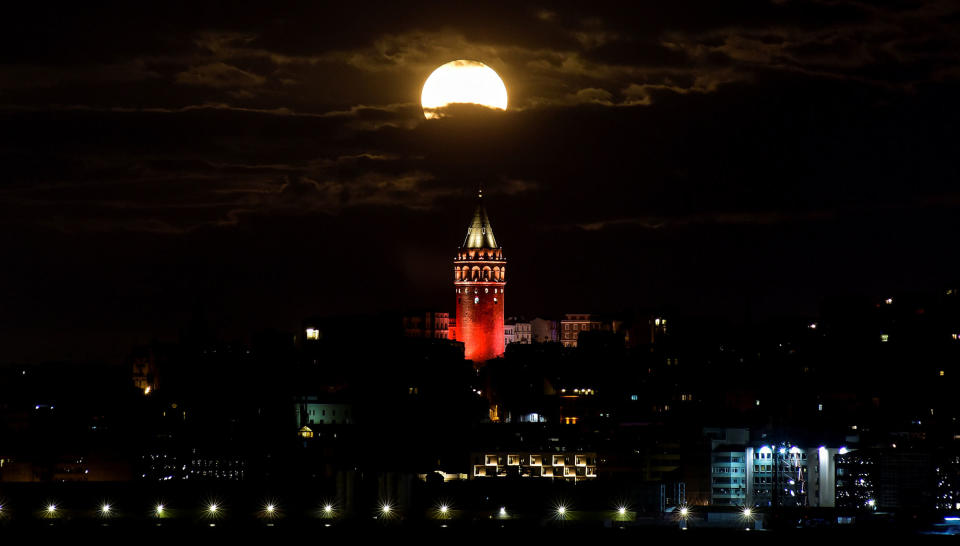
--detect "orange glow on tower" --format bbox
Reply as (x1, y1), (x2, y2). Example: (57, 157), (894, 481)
(454, 192), (505, 362)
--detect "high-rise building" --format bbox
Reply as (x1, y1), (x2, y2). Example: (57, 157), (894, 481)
(454, 192), (506, 362)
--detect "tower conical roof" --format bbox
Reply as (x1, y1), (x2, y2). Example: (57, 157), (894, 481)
(462, 194), (498, 249)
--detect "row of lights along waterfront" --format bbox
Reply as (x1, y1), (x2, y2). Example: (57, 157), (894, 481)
(0, 501), (719, 524)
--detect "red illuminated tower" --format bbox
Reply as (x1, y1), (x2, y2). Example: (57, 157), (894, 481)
(454, 191), (505, 362)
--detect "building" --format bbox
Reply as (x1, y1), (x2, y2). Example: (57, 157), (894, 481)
(707, 428), (750, 506)
(298, 399), (354, 426)
(470, 451), (597, 481)
(514, 321), (532, 344)
(530, 317), (558, 343)
(504, 322), (516, 346)
(745, 444), (838, 508)
(835, 448), (874, 510)
(403, 311), (451, 339)
(706, 428), (839, 508)
(560, 314), (603, 348)
(454, 192), (506, 362)
(836, 448), (941, 511)
(504, 318), (532, 347)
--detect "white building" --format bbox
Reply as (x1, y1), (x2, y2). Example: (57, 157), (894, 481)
(504, 319), (532, 346)
(514, 322), (532, 344)
(706, 428), (839, 508)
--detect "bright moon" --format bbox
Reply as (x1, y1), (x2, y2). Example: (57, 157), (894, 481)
(421, 60), (508, 119)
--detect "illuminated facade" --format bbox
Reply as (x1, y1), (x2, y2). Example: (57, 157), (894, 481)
(454, 193), (505, 362)
(707, 427), (840, 508)
(471, 451), (597, 481)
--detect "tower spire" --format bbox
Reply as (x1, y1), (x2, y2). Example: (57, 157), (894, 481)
(462, 197), (498, 249)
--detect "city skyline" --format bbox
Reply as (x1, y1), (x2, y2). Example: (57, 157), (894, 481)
(3, 5), (960, 534)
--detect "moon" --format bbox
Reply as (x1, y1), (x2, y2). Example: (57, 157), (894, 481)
(421, 60), (508, 119)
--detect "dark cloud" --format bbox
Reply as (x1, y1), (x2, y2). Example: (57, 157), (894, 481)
(175, 62), (267, 88)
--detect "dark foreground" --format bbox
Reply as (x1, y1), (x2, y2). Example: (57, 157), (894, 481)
(1, 524), (959, 544)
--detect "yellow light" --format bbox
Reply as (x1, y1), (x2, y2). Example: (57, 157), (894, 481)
(439, 505), (449, 514)
(265, 504), (275, 513)
(421, 60), (508, 119)
(499, 507), (507, 517)
(306, 328), (319, 340)
(208, 504), (218, 513)
(155, 504), (164, 515)
(680, 507), (689, 517)
(742, 508), (752, 518)
(101, 503), (111, 514)
(324, 504), (334, 514)
(144, 386), (151, 395)
(47, 504), (56, 513)
(618, 507), (626, 515)
(381, 503), (391, 514)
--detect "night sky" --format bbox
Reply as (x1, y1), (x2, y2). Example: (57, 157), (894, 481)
(1, 2), (959, 364)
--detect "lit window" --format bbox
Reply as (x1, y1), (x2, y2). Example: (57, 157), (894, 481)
(306, 328), (319, 340)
